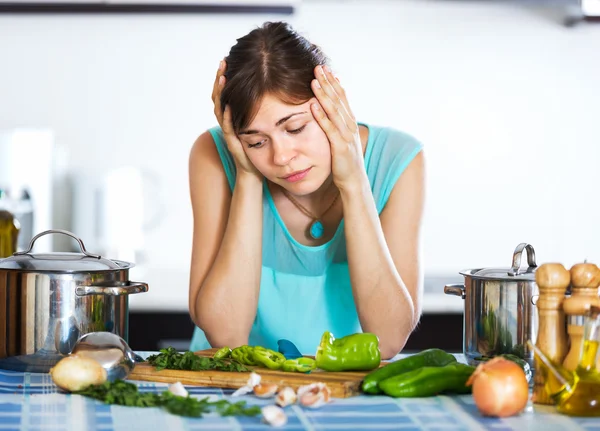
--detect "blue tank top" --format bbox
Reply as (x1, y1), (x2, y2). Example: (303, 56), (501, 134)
(190, 123), (423, 355)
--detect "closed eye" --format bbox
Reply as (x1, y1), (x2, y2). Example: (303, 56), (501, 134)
(247, 124), (306, 148)
(288, 125), (306, 135)
(248, 139), (266, 149)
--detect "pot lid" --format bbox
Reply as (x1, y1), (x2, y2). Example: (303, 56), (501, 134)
(462, 266), (536, 281)
(0, 252), (132, 272)
(0, 230), (133, 273)
(459, 243), (538, 281)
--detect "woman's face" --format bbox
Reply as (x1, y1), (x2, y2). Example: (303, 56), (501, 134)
(237, 93), (331, 196)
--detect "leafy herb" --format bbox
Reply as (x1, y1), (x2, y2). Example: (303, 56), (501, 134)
(160, 391), (211, 417)
(75, 380), (261, 418)
(76, 380), (162, 408)
(212, 399), (262, 417)
(146, 347), (251, 372)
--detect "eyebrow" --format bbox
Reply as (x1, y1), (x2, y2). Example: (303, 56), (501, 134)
(239, 112), (307, 135)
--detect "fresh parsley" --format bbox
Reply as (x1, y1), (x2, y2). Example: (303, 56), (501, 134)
(146, 347), (251, 372)
(212, 399), (262, 417)
(75, 380), (260, 418)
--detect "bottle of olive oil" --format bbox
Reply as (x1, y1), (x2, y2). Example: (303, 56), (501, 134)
(529, 306), (600, 417)
(0, 209), (20, 258)
(0, 189), (21, 258)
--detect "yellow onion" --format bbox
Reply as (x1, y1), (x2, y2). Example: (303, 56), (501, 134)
(49, 355), (107, 392)
(466, 357), (529, 417)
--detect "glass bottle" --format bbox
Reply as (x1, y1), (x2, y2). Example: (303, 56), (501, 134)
(529, 305), (600, 417)
(0, 189), (21, 258)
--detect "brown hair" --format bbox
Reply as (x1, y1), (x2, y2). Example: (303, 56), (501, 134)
(221, 21), (329, 133)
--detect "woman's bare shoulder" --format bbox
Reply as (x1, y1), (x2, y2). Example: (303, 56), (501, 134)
(190, 131), (218, 162)
(190, 130), (230, 178)
(188, 131), (230, 195)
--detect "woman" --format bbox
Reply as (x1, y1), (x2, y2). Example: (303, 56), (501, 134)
(188, 21), (425, 359)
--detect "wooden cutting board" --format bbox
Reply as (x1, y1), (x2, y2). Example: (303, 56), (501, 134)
(129, 348), (382, 398)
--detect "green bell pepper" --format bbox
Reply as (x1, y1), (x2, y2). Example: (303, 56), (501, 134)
(282, 357), (316, 373)
(231, 345), (259, 366)
(251, 346), (286, 370)
(213, 346), (232, 359)
(315, 331), (381, 372)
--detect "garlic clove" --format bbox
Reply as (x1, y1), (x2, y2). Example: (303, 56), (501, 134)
(254, 383), (278, 398)
(232, 371), (263, 397)
(168, 382), (188, 397)
(247, 372), (262, 387)
(231, 385), (253, 397)
(275, 387), (297, 407)
(297, 382), (331, 408)
(262, 405), (288, 427)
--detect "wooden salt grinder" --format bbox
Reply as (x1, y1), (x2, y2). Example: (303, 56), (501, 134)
(562, 262), (600, 371)
(533, 263), (570, 405)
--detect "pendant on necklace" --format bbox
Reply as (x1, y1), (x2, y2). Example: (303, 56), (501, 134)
(309, 220), (325, 240)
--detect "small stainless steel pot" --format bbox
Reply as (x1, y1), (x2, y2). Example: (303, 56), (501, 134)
(0, 229), (148, 372)
(444, 243), (539, 370)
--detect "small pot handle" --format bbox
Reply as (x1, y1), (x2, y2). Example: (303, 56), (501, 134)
(13, 229), (101, 259)
(444, 284), (466, 299)
(508, 243), (537, 276)
(76, 282), (149, 296)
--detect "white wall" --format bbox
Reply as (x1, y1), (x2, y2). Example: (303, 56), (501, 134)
(1, 0), (599, 293)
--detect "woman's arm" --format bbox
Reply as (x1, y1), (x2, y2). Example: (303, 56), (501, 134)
(188, 131), (263, 348)
(309, 64), (425, 359)
(340, 152), (425, 359)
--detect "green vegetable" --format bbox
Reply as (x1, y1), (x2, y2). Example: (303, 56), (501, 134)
(378, 362), (476, 398)
(282, 357), (317, 373)
(361, 348), (457, 394)
(315, 331), (381, 372)
(211, 399), (262, 417)
(146, 347), (250, 372)
(213, 346), (232, 359)
(77, 379), (162, 408)
(75, 380), (261, 418)
(251, 346), (286, 370)
(231, 345), (259, 366)
(160, 391), (210, 417)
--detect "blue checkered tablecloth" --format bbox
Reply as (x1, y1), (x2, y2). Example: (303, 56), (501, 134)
(1, 352), (599, 430)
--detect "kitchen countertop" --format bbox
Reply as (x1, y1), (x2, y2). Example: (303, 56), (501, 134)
(0, 352), (597, 431)
(128, 267), (466, 314)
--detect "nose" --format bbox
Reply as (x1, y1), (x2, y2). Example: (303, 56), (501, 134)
(272, 140), (296, 166)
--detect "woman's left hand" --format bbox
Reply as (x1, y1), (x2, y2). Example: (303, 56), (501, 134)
(310, 65), (366, 192)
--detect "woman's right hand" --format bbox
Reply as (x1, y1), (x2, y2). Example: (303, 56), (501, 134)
(212, 60), (262, 179)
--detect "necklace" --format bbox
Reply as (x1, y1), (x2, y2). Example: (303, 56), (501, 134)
(280, 187), (340, 240)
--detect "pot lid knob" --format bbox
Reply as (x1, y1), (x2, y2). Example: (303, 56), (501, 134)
(14, 228), (101, 259)
(508, 243), (537, 276)
(0, 229), (131, 272)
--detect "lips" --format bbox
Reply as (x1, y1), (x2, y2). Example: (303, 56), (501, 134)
(282, 167), (311, 182)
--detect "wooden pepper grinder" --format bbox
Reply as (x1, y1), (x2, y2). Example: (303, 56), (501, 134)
(533, 262), (570, 405)
(562, 262), (600, 371)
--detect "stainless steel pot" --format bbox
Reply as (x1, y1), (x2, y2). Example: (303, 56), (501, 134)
(0, 229), (148, 372)
(444, 243), (539, 370)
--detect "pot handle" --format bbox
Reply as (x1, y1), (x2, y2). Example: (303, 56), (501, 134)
(76, 282), (149, 296)
(14, 229), (101, 259)
(444, 284), (465, 299)
(508, 243), (537, 276)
